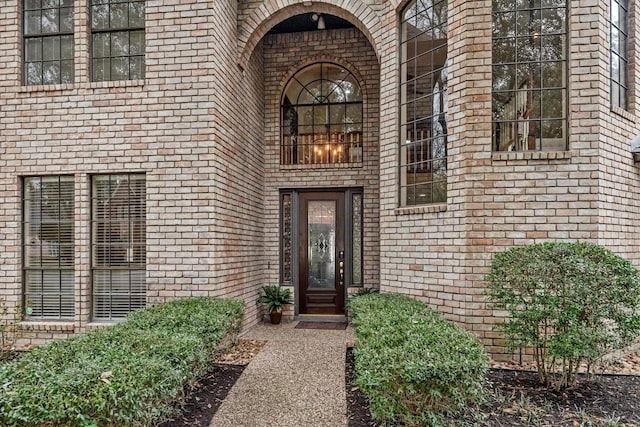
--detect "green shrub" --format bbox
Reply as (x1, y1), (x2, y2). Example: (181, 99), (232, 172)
(351, 287), (380, 297)
(0, 297), (244, 426)
(486, 242), (640, 389)
(349, 293), (487, 426)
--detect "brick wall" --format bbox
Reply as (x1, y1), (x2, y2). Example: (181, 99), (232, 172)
(0, 0), (266, 341)
(2, 0), (640, 355)
(206, 2), (266, 326)
(596, 1), (640, 261)
(378, 0), (640, 358)
(237, 0), (384, 71)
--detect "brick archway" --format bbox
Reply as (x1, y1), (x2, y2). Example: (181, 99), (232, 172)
(237, 0), (382, 70)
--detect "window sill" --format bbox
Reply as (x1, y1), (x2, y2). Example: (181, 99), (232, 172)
(492, 150), (573, 162)
(394, 203), (447, 216)
(87, 79), (145, 90)
(17, 79), (145, 94)
(610, 105), (635, 123)
(20, 321), (75, 332)
(17, 83), (76, 93)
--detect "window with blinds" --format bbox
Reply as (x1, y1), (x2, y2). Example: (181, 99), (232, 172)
(23, 176), (75, 320)
(91, 174), (146, 320)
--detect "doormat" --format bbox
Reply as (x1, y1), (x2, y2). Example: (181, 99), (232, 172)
(295, 321), (348, 330)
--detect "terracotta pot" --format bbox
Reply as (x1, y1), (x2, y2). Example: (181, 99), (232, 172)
(270, 310), (282, 325)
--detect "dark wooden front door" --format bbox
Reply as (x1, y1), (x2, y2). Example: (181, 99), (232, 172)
(299, 192), (345, 314)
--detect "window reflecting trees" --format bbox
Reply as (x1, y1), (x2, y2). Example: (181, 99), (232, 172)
(23, 0), (74, 85)
(492, 0), (568, 151)
(400, 0), (448, 206)
(611, 0), (629, 110)
(91, 0), (145, 81)
(23, 176), (75, 319)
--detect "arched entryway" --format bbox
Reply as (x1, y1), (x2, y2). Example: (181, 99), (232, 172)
(239, 4), (381, 318)
(237, 1), (382, 71)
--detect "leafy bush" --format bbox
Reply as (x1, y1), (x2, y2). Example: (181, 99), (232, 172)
(349, 293), (487, 426)
(0, 297), (244, 426)
(351, 287), (380, 297)
(486, 242), (640, 389)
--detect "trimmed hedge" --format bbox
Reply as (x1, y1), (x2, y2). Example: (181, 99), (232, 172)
(0, 297), (244, 427)
(349, 293), (487, 426)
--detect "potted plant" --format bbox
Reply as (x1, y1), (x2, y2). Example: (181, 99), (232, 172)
(256, 285), (292, 324)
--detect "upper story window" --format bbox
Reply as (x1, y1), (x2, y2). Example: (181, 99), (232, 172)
(611, 0), (629, 110)
(400, 0), (448, 206)
(492, 0), (568, 151)
(91, 0), (145, 81)
(281, 63), (363, 165)
(23, 0), (74, 85)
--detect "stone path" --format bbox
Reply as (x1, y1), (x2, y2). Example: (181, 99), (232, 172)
(209, 321), (354, 427)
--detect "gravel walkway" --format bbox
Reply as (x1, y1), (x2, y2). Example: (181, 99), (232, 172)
(209, 321), (354, 427)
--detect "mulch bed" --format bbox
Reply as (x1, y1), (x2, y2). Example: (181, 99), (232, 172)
(346, 348), (378, 426)
(156, 364), (245, 427)
(156, 343), (640, 426)
(345, 347), (640, 426)
(477, 369), (640, 426)
(154, 340), (266, 427)
(0, 350), (24, 362)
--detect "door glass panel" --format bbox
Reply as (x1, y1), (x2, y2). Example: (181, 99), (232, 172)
(308, 200), (336, 289)
(352, 193), (363, 286)
(281, 193), (292, 283)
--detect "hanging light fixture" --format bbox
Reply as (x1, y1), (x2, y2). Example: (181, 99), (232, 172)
(311, 13), (326, 30)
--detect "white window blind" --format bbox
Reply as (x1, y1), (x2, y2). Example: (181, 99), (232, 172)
(23, 175), (75, 319)
(91, 174), (146, 320)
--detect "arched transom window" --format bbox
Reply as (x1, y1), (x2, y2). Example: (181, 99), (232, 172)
(281, 63), (363, 165)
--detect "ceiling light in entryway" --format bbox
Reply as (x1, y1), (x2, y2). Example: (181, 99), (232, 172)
(311, 13), (326, 30)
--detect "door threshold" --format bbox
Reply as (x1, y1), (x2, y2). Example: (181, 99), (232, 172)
(296, 314), (347, 323)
